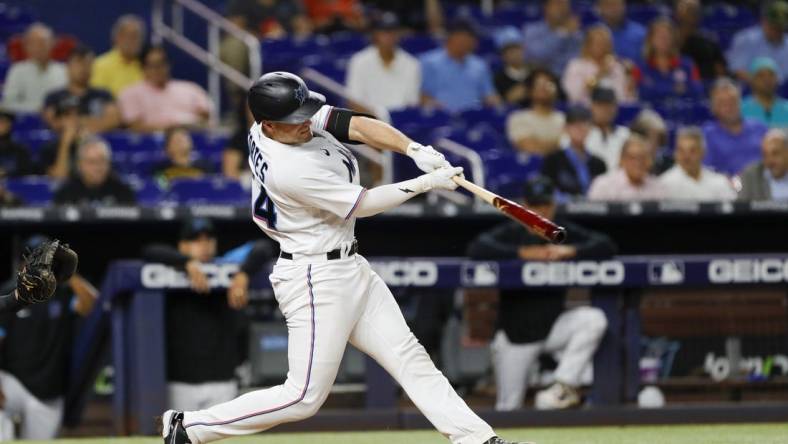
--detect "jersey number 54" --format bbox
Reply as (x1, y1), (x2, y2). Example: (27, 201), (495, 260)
(253, 162), (277, 229)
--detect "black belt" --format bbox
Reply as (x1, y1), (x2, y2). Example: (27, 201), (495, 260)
(280, 240), (358, 261)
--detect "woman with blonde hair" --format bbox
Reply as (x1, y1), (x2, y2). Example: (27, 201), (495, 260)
(562, 24), (636, 105)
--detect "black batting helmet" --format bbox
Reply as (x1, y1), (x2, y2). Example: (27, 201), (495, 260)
(248, 71), (326, 124)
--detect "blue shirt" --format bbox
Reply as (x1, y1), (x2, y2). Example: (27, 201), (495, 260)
(702, 119), (768, 175)
(766, 170), (788, 200)
(420, 49), (496, 113)
(741, 96), (788, 128)
(635, 56), (703, 106)
(522, 21), (582, 75)
(607, 19), (646, 62)
(727, 26), (788, 79)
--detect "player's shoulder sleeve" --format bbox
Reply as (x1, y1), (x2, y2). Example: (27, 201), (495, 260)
(273, 153), (366, 220)
(310, 105), (373, 144)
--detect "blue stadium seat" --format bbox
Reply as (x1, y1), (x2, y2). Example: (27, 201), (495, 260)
(168, 177), (248, 205)
(190, 132), (229, 155)
(457, 107), (509, 132)
(12, 113), (45, 132)
(104, 132), (163, 154)
(481, 149), (542, 180)
(400, 35), (439, 56)
(13, 129), (53, 153)
(616, 104), (643, 126)
(3, 176), (54, 206)
(329, 33), (367, 57)
(390, 107), (452, 130)
(302, 55), (348, 85)
(261, 36), (331, 72)
(125, 175), (165, 205)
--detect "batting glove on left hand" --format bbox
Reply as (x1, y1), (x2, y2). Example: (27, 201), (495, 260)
(407, 142), (451, 173)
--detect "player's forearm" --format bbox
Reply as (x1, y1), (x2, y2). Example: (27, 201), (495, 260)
(355, 177), (428, 218)
(348, 116), (411, 154)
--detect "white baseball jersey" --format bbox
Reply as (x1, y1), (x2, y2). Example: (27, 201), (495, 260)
(247, 105), (366, 254)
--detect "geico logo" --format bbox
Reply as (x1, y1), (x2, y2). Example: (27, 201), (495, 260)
(522, 261), (625, 286)
(370, 261), (438, 286)
(708, 259), (788, 284)
(141, 263), (240, 289)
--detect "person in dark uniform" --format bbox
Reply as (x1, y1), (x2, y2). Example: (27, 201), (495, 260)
(142, 218), (274, 411)
(0, 236), (96, 440)
(467, 176), (616, 411)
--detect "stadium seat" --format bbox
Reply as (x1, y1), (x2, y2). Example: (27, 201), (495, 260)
(125, 175), (165, 205)
(399, 35), (439, 56)
(104, 132), (163, 154)
(390, 107), (452, 131)
(167, 177), (248, 205)
(616, 104), (643, 126)
(190, 132), (229, 156)
(329, 32), (367, 57)
(13, 128), (53, 153)
(3, 176), (54, 206)
(12, 113), (45, 132)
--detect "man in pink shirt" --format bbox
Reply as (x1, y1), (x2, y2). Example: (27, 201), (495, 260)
(587, 134), (667, 201)
(119, 46), (212, 132)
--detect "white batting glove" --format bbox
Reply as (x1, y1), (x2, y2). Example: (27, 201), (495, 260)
(407, 142), (451, 173)
(418, 166), (464, 191)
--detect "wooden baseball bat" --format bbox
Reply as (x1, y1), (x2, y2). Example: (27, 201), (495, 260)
(452, 176), (567, 244)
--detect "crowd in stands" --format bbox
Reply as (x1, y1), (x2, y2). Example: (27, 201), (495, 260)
(1, 0), (788, 208)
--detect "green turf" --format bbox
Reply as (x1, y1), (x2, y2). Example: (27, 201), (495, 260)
(22, 424), (788, 444)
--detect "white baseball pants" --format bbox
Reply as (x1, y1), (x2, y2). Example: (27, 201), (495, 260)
(491, 306), (607, 411)
(168, 381), (238, 412)
(182, 254), (495, 444)
(0, 370), (63, 440)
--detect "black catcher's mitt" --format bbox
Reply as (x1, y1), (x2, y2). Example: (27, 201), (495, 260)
(16, 239), (78, 304)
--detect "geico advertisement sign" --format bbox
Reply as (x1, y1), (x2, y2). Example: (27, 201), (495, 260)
(708, 259), (788, 284)
(522, 261), (625, 286)
(370, 261), (438, 286)
(141, 263), (239, 289)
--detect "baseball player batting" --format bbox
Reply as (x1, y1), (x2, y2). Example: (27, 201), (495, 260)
(161, 72), (532, 444)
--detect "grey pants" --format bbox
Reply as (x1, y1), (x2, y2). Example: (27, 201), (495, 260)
(0, 370), (63, 440)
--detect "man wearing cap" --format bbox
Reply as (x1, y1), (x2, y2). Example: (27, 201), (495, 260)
(742, 57), (788, 129)
(345, 12), (420, 111)
(584, 86), (631, 172)
(493, 27), (532, 107)
(42, 46), (120, 135)
(468, 175), (615, 411)
(420, 18), (502, 112)
(541, 105), (607, 200)
(727, 0), (788, 82)
(142, 218), (275, 412)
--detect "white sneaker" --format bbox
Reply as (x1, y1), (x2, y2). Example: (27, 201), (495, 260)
(534, 382), (580, 410)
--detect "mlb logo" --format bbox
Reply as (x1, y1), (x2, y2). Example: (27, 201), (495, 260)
(461, 262), (499, 287)
(648, 261), (685, 285)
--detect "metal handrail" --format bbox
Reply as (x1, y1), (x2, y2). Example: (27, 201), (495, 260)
(152, 0), (261, 124)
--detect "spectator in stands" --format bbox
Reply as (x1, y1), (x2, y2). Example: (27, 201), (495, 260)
(420, 18), (501, 112)
(39, 102), (88, 179)
(563, 25), (636, 107)
(674, 0), (727, 81)
(541, 106), (607, 200)
(0, 235), (96, 440)
(303, 0), (364, 33)
(468, 176), (614, 411)
(53, 136), (136, 205)
(585, 87), (631, 172)
(1, 23), (67, 113)
(223, 103), (254, 181)
(345, 12), (420, 112)
(42, 46), (120, 134)
(154, 127), (213, 183)
(142, 219), (274, 411)
(703, 78), (768, 176)
(523, 0), (582, 75)
(588, 134), (667, 201)
(0, 109), (33, 178)
(493, 27), (532, 107)
(629, 109), (673, 175)
(225, 0), (311, 40)
(595, 0), (646, 62)
(739, 128), (788, 200)
(91, 15), (145, 97)
(363, 0), (444, 34)
(506, 68), (564, 155)
(660, 127), (736, 201)
(119, 46), (213, 133)
(633, 17), (702, 105)
(727, 0), (788, 83)
(742, 57), (788, 128)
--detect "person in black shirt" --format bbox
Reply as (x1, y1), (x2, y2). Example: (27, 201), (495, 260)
(540, 105), (606, 200)
(142, 218), (274, 411)
(675, 0), (727, 80)
(153, 127), (214, 183)
(0, 109), (33, 178)
(40, 46), (120, 179)
(0, 235), (97, 440)
(467, 176), (616, 411)
(53, 136), (136, 206)
(493, 28), (532, 108)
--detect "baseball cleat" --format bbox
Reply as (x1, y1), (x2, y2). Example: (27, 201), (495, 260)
(534, 382), (581, 410)
(484, 436), (535, 444)
(161, 410), (191, 444)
